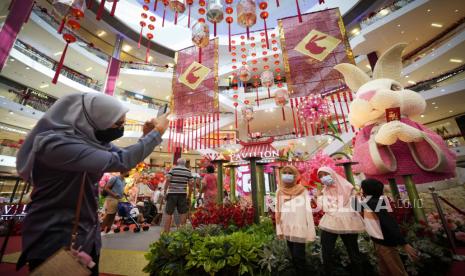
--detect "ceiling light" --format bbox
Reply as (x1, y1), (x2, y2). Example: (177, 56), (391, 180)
(432, 102), (436, 105)
(25, 67), (30, 70)
(434, 106), (438, 109)
(54, 51), (62, 56)
(379, 9), (389, 16)
(397, 24), (401, 27)
(117, 81), (123, 86)
(97, 30), (106, 37)
(9, 58), (14, 62)
(165, 95), (170, 99)
(365, 64), (371, 69)
(407, 80), (416, 84)
(350, 28), (360, 35)
(39, 84), (49, 89)
(148, 56), (153, 62)
(122, 45), (132, 52)
(449, 110), (453, 113)
(85, 67), (93, 72)
(431, 23), (443, 28)
(427, 9), (431, 12)
(167, 63), (174, 67)
(455, 9), (459, 13)
(404, 75), (409, 78)
(420, 115), (425, 118)
(401, 31), (405, 34)
(450, 58), (463, 63)
(9, 111), (13, 115)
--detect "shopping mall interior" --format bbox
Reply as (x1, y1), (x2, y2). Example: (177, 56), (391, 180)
(1, 0), (465, 275)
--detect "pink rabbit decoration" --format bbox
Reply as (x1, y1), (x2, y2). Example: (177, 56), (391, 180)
(334, 43), (455, 185)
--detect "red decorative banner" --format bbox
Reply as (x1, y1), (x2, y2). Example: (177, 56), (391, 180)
(278, 8), (354, 99)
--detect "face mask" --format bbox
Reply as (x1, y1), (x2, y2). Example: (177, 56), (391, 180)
(95, 126), (124, 143)
(281, 174), (295, 184)
(320, 175), (334, 186)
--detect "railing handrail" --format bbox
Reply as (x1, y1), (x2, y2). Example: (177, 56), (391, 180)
(407, 64), (465, 92)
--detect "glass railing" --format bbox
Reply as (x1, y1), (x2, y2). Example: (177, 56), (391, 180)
(0, 82), (57, 113)
(0, 144), (20, 157)
(120, 62), (173, 73)
(403, 21), (465, 67)
(13, 39), (104, 91)
(407, 65), (465, 92)
(360, 0), (414, 29)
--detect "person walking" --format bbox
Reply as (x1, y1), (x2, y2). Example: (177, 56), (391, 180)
(163, 158), (193, 233)
(101, 171), (129, 232)
(15, 92), (169, 275)
(202, 165), (217, 205)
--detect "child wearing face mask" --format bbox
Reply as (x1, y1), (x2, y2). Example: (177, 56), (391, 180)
(275, 165), (316, 272)
(316, 167), (365, 276)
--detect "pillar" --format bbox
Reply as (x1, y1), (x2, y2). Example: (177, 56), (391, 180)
(257, 163), (267, 216)
(403, 175), (426, 222)
(213, 160), (226, 205)
(248, 157), (260, 223)
(336, 161), (358, 186)
(0, 0), (35, 71)
(226, 164), (238, 203)
(103, 34), (123, 95)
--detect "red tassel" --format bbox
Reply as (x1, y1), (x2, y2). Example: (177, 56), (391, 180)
(235, 106), (238, 129)
(208, 114), (211, 148)
(154, 0), (158, 11)
(323, 115), (328, 134)
(267, 87), (270, 98)
(173, 119), (177, 148)
(228, 23), (231, 52)
(96, 0), (106, 21)
(110, 0), (117, 16)
(300, 97), (309, 136)
(52, 42), (70, 84)
(330, 94), (342, 133)
(290, 98), (298, 136)
(174, 11), (178, 25)
(58, 17), (66, 34)
(263, 19), (269, 49)
(319, 0), (325, 4)
(87, 0), (92, 9)
(276, 0), (280, 7)
(188, 3), (191, 28)
(194, 116), (197, 150)
(347, 91), (355, 132)
(187, 118), (190, 151)
(145, 40), (151, 63)
(337, 92), (348, 133)
(8, 0), (15, 10)
(138, 26), (144, 49)
(295, 99), (304, 136)
(246, 27), (250, 40)
(256, 88), (259, 107)
(199, 47), (202, 64)
(162, 4), (166, 27)
(281, 107), (286, 121)
(295, 0), (302, 23)
(168, 121), (172, 152)
(214, 22), (217, 37)
(343, 91), (354, 132)
(182, 119), (186, 152)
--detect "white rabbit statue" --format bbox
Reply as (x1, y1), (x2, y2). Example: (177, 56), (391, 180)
(334, 43), (456, 185)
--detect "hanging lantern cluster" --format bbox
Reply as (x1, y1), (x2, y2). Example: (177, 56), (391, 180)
(96, 0), (119, 20)
(225, 0), (234, 51)
(138, 4), (157, 64)
(52, 0), (86, 34)
(258, 1), (269, 49)
(169, 0), (186, 25)
(237, 0), (257, 39)
(186, 0), (194, 27)
(260, 70), (273, 97)
(206, 0), (224, 37)
(239, 65), (252, 82)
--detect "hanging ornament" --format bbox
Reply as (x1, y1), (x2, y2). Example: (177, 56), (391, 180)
(226, 16), (234, 52)
(233, 102), (239, 128)
(192, 20), (210, 63)
(260, 70), (274, 98)
(146, 33), (154, 63)
(239, 65), (252, 82)
(107, 0), (119, 16)
(138, 21), (146, 48)
(169, 0), (186, 25)
(241, 104), (254, 121)
(258, 2), (269, 49)
(237, 0), (257, 40)
(52, 0), (86, 18)
(274, 88), (289, 120)
(295, 0), (302, 23)
(206, 0), (224, 37)
(96, 0), (106, 20)
(52, 33), (77, 84)
(186, 0), (194, 27)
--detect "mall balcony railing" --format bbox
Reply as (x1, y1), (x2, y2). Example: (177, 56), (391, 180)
(407, 64), (465, 92)
(348, 0), (415, 39)
(13, 39), (103, 91)
(32, 5), (173, 73)
(402, 19), (465, 67)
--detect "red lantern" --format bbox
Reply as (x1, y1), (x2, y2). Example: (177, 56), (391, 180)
(162, 0), (169, 27)
(186, 0), (194, 27)
(169, 0), (186, 25)
(259, 2), (269, 49)
(146, 33), (154, 63)
(138, 21), (146, 48)
(237, 0), (257, 39)
(206, 0), (224, 37)
(153, 0), (159, 11)
(226, 16), (234, 52)
(295, 0), (302, 23)
(52, 33), (77, 84)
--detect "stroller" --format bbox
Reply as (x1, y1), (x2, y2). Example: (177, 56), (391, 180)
(115, 201), (149, 233)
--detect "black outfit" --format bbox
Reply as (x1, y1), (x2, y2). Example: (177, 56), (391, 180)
(364, 197), (406, 247)
(321, 230), (363, 276)
(286, 241), (306, 272)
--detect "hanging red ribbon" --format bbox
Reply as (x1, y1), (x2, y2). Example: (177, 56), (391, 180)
(57, 17), (66, 34)
(330, 94), (342, 134)
(53, 34), (77, 84)
(319, 0), (325, 4)
(96, 0), (106, 20)
(138, 22), (146, 49)
(198, 47), (202, 64)
(110, 0), (118, 16)
(87, 0), (92, 9)
(295, 0), (302, 23)
(300, 97), (309, 136)
(217, 112), (220, 148)
(225, 5), (233, 52)
(168, 121), (172, 152)
(337, 92), (348, 133)
(290, 98), (298, 136)
(276, 0), (280, 7)
(295, 99), (304, 137)
(162, 2), (168, 27)
(255, 87), (260, 107)
(187, 1), (192, 27)
(259, 3), (269, 49)
(342, 91), (355, 132)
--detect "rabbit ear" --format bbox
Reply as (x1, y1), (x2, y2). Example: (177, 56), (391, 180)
(334, 63), (370, 92)
(372, 43), (407, 82)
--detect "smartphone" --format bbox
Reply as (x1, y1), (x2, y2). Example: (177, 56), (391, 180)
(157, 103), (169, 117)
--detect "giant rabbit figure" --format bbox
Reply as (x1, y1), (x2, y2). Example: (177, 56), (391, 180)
(334, 43), (455, 185)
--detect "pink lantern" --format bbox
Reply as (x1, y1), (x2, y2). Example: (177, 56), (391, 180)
(260, 70), (274, 97)
(207, 0), (224, 37)
(237, 0), (257, 39)
(192, 21), (210, 48)
(241, 104), (254, 121)
(274, 88), (289, 120)
(169, 0), (186, 25)
(239, 65), (252, 82)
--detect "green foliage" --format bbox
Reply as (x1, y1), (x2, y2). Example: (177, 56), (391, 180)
(258, 239), (292, 275)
